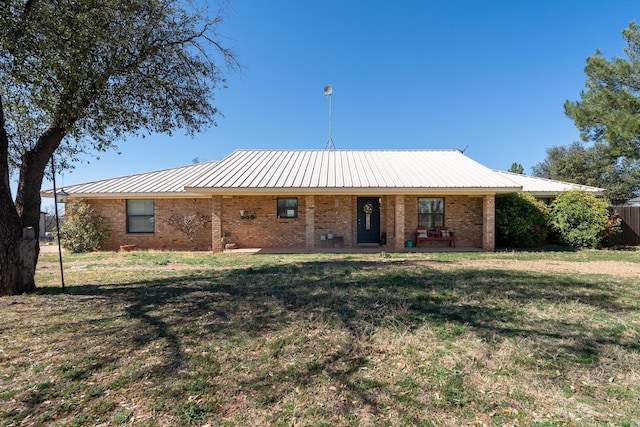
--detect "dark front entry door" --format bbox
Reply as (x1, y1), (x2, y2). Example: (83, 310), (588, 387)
(357, 197), (380, 244)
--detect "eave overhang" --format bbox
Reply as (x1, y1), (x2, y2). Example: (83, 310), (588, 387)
(40, 191), (213, 199)
(182, 186), (523, 196)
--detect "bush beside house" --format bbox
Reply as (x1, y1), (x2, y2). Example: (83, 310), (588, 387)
(549, 190), (620, 248)
(496, 190), (621, 249)
(60, 199), (109, 253)
(496, 193), (549, 247)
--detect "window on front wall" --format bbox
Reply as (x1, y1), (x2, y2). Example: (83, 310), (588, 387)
(418, 197), (444, 230)
(277, 198), (298, 218)
(126, 199), (154, 233)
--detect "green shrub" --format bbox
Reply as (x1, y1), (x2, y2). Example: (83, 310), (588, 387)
(549, 190), (616, 248)
(60, 199), (109, 253)
(495, 193), (549, 247)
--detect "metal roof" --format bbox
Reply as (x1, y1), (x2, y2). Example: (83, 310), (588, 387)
(41, 161), (219, 198)
(42, 150), (605, 198)
(493, 171), (605, 196)
(185, 150), (522, 194)
(624, 196), (640, 206)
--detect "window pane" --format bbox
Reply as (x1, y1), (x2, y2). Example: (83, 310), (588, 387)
(277, 198), (298, 218)
(277, 198), (297, 208)
(128, 216), (154, 233)
(127, 199), (154, 233)
(127, 199), (154, 215)
(418, 198), (443, 214)
(418, 198), (444, 229)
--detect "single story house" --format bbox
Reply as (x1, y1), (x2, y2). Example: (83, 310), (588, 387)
(41, 149), (604, 252)
(624, 196), (640, 206)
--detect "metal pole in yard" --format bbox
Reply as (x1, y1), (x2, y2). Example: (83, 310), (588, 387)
(50, 155), (65, 291)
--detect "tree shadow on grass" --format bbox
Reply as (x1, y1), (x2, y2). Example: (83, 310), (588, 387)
(35, 259), (640, 423)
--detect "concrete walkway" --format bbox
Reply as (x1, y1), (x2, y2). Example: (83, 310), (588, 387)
(226, 245), (482, 254)
(39, 243), (65, 253)
(39, 243), (481, 255)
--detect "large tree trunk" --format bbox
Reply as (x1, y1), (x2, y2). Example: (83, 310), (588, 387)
(0, 152), (37, 295)
(0, 219), (38, 296)
(0, 98), (64, 295)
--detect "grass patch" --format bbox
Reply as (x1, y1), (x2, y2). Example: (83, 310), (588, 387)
(0, 249), (638, 425)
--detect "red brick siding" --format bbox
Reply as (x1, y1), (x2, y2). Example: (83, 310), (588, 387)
(84, 198), (213, 251)
(446, 196), (484, 248)
(83, 193), (490, 251)
(220, 196), (307, 248)
(314, 195), (354, 246)
(382, 195), (396, 245)
(211, 196), (223, 252)
(483, 195), (496, 251)
(400, 195), (484, 248)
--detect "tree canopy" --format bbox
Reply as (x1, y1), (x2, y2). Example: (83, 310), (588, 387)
(507, 162), (524, 174)
(0, 0), (237, 295)
(532, 141), (640, 204)
(1, 0), (237, 169)
(549, 190), (615, 248)
(564, 22), (640, 159)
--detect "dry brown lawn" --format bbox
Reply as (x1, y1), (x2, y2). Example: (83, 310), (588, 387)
(1, 249), (639, 426)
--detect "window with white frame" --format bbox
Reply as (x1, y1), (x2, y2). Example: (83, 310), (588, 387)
(126, 199), (155, 233)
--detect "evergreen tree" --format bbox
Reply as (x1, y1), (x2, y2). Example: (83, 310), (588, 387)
(565, 22), (640, 159)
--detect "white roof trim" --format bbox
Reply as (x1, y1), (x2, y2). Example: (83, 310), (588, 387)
(183, 186), (520, 196)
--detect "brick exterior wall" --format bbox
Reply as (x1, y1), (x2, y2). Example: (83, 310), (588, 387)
(84, 198), (213, 251)
(483, 195), (496, 251)
(220, 195), (356, 248)
(219, 195), (306, 248)
(398, 195), (484, 248)
(83, 193), (494, 252)
(314, 195), (354, 246)
(393, 195), (405, 249)
(211, 196), (223, 252)
(305, 195), (315, 249)
(382, 195), (395, 245)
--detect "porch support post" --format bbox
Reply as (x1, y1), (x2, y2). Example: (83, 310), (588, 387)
(394, 195), (405, 250)
(211, 195), (223, 253)
(305, 195), (315, 249)
(483, 194), (495, 251)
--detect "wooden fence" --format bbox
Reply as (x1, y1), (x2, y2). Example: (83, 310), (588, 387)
(610, 205), (640, 246)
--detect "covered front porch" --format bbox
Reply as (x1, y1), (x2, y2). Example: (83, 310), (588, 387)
(211, 192), (496, 253)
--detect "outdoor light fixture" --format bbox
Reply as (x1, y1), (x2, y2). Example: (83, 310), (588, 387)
(55, 189), (68, 204)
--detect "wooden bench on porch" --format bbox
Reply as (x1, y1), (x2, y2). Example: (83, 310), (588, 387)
(415, 226), (455, 248)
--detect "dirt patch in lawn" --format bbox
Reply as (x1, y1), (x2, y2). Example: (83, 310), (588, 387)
(39, 252), (640, 278)
(434, 259), (640, 277)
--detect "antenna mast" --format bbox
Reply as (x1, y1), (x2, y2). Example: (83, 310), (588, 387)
(324, 84), (335, 150)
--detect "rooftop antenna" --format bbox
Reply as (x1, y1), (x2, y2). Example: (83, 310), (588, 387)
(324, 84), (335, 150)
(459, 144), (469, 154)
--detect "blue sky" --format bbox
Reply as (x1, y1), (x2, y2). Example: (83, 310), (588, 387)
(41, 0), (639, 193)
